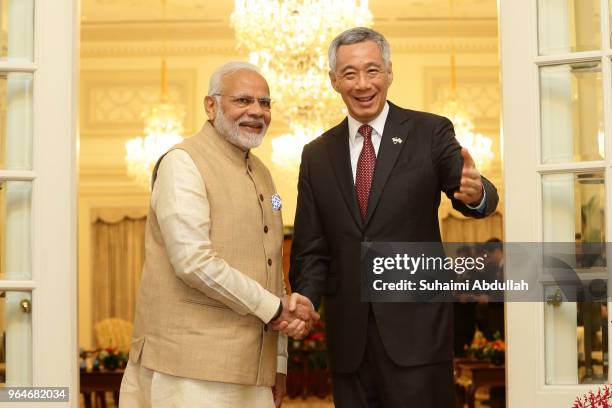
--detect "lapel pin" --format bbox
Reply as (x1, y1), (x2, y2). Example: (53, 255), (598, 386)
(392, 137), (402, 144)
(271, 193), (282, 211)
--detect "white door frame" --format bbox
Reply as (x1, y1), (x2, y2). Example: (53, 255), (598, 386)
(0, 0), (78, 406)
(501, 0), (612, 405)
(33, 0), (78, 399)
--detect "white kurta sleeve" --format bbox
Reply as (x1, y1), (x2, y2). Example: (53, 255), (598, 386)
(151, 149), (281, 323)
(277, 332), (288, 374)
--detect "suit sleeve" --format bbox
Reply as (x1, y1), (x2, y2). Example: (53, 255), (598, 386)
(432, 116), (498, 218)
(289, 145), (330, 310)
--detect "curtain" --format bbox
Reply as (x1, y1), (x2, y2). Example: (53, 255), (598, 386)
(91, 208), (147, 334)
(441, 211), (503, 242)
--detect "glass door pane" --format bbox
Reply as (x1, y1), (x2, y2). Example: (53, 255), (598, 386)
(538, 0), (601, 55)
(542, 171), (605, 245)
(542, 171), (608, 384)
(0, 291), (32, 385)
(0, 0), (34, 61)
(0, 180), (31, 280)
(540, 62), (603, 164)
(0, 73), (33, 170)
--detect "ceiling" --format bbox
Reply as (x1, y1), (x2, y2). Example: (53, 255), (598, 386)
(81, 0), (498, 24)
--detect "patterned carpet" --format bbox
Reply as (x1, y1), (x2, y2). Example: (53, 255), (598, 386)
(284, 396), (334, 407)
(283, 395), (498, 408)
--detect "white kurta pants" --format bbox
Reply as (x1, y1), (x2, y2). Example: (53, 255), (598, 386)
(119, 361), (275, 408)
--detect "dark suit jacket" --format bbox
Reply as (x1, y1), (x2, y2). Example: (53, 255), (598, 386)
(289, 101), (499, 373)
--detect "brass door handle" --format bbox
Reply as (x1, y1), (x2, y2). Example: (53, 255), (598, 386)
(546, 289), (562, 307)
(20, 299), (31, 313)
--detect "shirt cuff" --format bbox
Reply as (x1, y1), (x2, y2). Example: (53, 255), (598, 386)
(253, 292), (281, 324)
(276, 355), (288, 375)
(466, 186), (487, 213)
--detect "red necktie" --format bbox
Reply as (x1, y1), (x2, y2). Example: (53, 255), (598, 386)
(355, 124), (376, 220)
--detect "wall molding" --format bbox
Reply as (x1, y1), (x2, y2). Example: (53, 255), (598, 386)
(81, 38), (497, 58)
(81, 42), (239, 58)
(80, 18), (498, 58)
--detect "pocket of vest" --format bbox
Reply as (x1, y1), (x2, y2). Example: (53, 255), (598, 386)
(181, 296), (231, 311)
(128, 337), (145, 364)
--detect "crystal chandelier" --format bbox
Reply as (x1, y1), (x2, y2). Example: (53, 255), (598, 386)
(125, 0), (184, 189)
(125, 97), (185, 189)
(231, 0), (372, 169)
(437, 99), (494, 168)
(435, 0), (493, 169)
(271, 124), (320, 169)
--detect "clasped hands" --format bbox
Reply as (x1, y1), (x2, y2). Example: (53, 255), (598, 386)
(270, 293), (320, 339)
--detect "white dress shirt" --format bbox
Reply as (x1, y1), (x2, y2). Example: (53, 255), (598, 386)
(152, 149), (288, 373)
(347, 102), (389, 182)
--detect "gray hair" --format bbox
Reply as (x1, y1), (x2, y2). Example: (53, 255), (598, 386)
(207, 61), (262, 96)
(328, 27), (391, 72)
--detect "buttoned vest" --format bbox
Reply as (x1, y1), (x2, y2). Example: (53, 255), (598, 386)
(129, 121), (284, 386)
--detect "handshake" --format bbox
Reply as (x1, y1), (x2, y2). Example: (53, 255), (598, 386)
(270, 293), (320, 339)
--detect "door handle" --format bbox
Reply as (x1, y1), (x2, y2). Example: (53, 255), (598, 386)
(20, 299), (31, 313)
(546, 289), (562, 307)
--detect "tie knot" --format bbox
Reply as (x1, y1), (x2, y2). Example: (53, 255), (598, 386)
(358, 124), (373, 140)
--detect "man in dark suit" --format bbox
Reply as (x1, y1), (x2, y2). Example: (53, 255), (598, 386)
(289, 27), (499, 407)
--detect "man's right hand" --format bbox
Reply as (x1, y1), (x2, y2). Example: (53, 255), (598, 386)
(270, 293), (319, 339)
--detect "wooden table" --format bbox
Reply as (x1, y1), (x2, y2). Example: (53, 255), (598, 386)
(455, 360), (505, 407)
(80, 369), (124, 408)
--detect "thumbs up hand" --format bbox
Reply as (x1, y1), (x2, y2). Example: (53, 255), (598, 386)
(453, 148), (484, 206)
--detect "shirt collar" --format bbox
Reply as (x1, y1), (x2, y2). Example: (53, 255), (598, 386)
(348, 101), (390, 144)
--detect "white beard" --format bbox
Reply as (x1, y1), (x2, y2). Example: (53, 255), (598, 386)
(213, 106), (266, 150)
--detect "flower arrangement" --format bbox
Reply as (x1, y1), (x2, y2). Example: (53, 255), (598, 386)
(573, 386), (612, 408)
(464, 330), (505, 365)
(287, 319), (330, 398)
(288, 320), (327, 370)
(98, 347), (128, 371)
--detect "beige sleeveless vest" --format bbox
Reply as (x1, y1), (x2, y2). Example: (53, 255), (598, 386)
(129, 121), (284, 386)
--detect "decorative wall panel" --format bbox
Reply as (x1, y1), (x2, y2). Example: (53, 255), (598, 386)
(80, 69), (197, 137)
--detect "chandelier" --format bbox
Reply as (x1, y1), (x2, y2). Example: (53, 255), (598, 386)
(437, 98), (493, 168)
(231, 0), (372, 169)
(125, 0), (184, 189)
(435, 0), (493, 169)
(125, 97), (185, 189)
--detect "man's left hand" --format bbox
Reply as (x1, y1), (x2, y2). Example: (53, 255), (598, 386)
(272, 373), (286, 408)
(453, 148), (484, 206)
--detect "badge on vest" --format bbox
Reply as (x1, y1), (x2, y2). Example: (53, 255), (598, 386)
(271, 193), (282, 211)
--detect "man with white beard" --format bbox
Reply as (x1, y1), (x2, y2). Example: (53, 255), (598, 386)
(119, 61), (319, 408)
